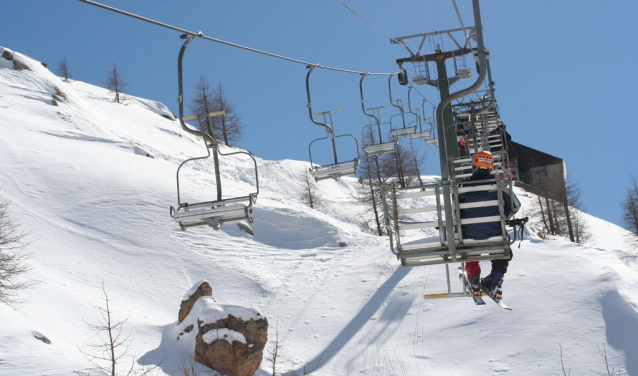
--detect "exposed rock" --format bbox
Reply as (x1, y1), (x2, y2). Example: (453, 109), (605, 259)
(2, 49), (13, 60)
(54, 87), (68, 101)
(176, 282), (268, 376)
(13, 60), (30, 71)
(178, 281), (213, 324)
(33, 331), (51, 344)
(41, 62), (48, 68)
(194, 305), (268, 376)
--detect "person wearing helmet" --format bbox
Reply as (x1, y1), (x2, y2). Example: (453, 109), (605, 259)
(458, 150), (517, 298)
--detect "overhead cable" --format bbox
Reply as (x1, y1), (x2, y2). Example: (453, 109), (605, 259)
(77, 0), (394, 76)
(335, 0), (434, 55)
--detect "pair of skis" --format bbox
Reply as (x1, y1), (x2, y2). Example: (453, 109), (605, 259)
(458, 268), (511, 310)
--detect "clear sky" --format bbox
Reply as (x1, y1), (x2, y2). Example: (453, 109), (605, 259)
(2, 0), (637, 228)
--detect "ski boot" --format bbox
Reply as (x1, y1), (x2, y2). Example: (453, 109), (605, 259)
(468, 277), (480, 293)
(481, 271), (504, 297)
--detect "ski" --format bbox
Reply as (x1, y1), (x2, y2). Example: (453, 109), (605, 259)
(458, 268), (485, 305)
(480, 286), (512, 310)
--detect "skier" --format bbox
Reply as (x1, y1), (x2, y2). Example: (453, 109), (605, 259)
(458, 150), (518, 298)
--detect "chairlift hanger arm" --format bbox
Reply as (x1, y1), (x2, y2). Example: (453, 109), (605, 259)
(388, 74), (407, 129)
(306, 66), (334, 134)
(472, 60), (497, 117)
(406, 86), (421, 122)
(359, 74), (381, 125)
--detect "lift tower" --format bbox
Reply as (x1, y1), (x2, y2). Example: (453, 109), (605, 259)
(393, 26), (477, 161)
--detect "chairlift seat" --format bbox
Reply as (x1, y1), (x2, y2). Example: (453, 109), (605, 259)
(310, 160), (358, 181)
(410, 131), (432, 140)
(399, 238), (510, 268)
(391, 126), (417, 138)
(171, 195), (254, 231)
(411, 75), (428, 86)
(458, 69), (472, 79)
(363, 141), (397, 156)
(425, 138), (439, 146)
(380, 179), (512, 268)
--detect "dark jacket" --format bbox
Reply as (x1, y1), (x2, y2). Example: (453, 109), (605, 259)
(458, 169), (511, 240)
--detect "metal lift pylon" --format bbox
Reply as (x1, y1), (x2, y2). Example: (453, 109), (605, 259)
(170, 33), (259, 231)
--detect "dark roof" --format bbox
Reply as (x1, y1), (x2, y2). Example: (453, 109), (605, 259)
(508, 141), (563, 170)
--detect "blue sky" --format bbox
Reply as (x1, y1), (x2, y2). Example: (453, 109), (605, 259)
(2, 0), (637, 228)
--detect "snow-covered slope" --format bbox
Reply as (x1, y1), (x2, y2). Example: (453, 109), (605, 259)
(1, 47), (638, 376)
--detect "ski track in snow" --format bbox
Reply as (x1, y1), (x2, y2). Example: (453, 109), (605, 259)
(1, 46), (638, 375)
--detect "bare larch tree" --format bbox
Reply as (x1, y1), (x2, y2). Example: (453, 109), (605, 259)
(104, 63), (128, 103)
(300, 169), (324, 210)
(0, 190), (31, 306)
(621, 175), (638, 248)
(57, 57), (72, 82)
(190, 76), (244, 147)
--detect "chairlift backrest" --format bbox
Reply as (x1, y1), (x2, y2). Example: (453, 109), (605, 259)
(380, 174), (514, 268)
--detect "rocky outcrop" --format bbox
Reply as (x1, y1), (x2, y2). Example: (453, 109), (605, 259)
(1, 49), (29, 70)
(177, 281), (268, 376)
(2, 49), (13, 60)
(179, 281), (213, 324)
(195, 310), (268, 376)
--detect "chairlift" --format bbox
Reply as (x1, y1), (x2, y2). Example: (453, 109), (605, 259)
(306, 66), (360, 181)
(406, 87), (434, 140)
(383, 0), (525, 300)
(388, 75), (417, 138)
(360, 74), (397, 156)
(380, 167), (519, 267)
(449, 50), (472, 86)
(169, 33), (259, 231)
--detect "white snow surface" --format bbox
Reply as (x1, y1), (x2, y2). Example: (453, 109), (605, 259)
(1, 47), (638, 375)
(203, 329), (247, 346)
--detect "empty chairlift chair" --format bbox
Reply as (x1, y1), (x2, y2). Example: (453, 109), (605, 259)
(305, 66), (360, 181)
(388, 75), (417, 138)
(169, 112), (259, 231)
(170, 33), (259, 231)
(360, 74), (397, 157)
(308, 110), (360, 181)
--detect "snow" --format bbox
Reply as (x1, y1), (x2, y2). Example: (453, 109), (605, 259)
(203, 329), (247, 345)
(1, 47), (638, 375)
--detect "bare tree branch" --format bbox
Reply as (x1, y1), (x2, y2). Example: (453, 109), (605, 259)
(0, 187), (32, 306)
(78, 283), (161, 376)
